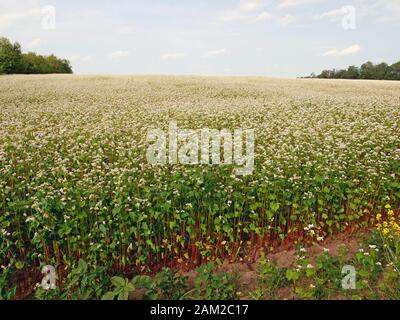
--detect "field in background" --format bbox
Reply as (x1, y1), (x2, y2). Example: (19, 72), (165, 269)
(1, 75), (399, 299)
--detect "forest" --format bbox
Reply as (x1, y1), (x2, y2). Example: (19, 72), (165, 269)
(0, 37), (72, 75)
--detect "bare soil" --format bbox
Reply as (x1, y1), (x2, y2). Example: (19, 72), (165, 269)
(129, 229), (371, 300)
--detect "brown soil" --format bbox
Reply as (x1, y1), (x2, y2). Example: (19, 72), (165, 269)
(267, 231), (367, 268)
(129, 229), (371, 300)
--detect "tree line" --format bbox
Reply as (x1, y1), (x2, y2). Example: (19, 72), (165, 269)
(308, 60), (400, 80)
(0, 37), (72, 75)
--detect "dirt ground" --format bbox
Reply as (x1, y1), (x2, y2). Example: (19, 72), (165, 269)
(129, 230), (371, 300)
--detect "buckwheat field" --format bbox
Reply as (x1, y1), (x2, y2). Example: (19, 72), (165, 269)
(1, 75), (400, 299)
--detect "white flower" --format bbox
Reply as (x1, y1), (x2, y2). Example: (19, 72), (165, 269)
(323, 248), (330, 253)
(317, 236), (324, 242)
(307, 264), (314, 269)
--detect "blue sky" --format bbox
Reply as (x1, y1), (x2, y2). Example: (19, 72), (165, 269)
(0, 0), (399, 77)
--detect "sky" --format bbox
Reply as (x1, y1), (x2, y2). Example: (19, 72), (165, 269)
(0, 0), (399, 77)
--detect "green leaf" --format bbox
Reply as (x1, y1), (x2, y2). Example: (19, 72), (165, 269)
(111, 276), (126, 288)
(99, 224), (107, 234)
(112, 206), (122, 215)
(101, 292), (115, 300)
(270, 202), (280, 212)
(118, 290), (129, 300)
(306, 268), (315, 277)
(77, 259), (88, 273)
(286, 269), (300, 281)
(132, 276), (150, 288)
(126, 283), (135, 292)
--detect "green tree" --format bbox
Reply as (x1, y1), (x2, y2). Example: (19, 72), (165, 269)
(314, 60), (398, 81)
(0, 37), (22, 74)
(360, 61), (375, 79)
(334, 69), (347, 79)
(318, 70), (335, 79)
(373, 62), (389, 80)
(20, 52), (72, 74)
(1, 37), (73, 74)
(386, 61), (400, 80)
(346, 65), (360, 79)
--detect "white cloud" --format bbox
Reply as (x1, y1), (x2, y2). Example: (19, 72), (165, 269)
(279, 0), (322, 8)
(161, 53), (186, 60)
(0, 8), (41, 29)
(254, 11), (273, 22)
(219, 0), (265, 22)
(239, 0), (264, 12)
(206, 49), (226, 57)
(26, 38), (43, 49)
(110, 50), (130, 58)
(323, 44), (361, 56)
(280, 14), (294, 26)
(313, 8), (345, 20)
